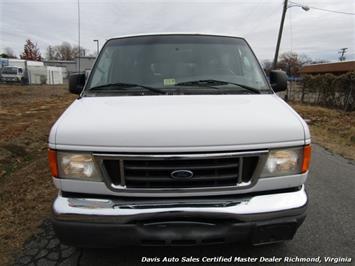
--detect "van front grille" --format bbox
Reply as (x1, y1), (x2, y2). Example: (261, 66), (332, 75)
(98, 152), (262, 189)
(123, 157), (240, 188)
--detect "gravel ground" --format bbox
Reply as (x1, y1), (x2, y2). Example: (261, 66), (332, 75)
(13, 220), (79, 266)
(0, 84), (76, 265)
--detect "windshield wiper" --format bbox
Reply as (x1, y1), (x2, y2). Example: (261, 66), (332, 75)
(175, 79), (261, 94)
(87, 82), (166, 94)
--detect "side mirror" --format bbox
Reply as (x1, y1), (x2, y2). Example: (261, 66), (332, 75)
(69, 74), (85, 95)
(270, 70), (288, 92)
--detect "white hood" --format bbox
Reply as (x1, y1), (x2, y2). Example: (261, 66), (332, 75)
(50, 94), (307, 152)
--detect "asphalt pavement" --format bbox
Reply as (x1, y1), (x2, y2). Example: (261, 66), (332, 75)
(14, 144), (355, 265)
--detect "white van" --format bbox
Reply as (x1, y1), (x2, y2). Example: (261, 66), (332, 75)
(48, 33), (311, 247)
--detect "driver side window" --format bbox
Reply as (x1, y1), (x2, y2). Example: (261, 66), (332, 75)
(90, 48), (113, 87)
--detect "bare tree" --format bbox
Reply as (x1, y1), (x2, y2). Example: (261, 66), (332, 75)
(46, 45), (55, 60)
(276, 52), (312, 77)
(47, 42), (88, 60)
(53, 42), (74, 60)
(72, 45), (87, 57)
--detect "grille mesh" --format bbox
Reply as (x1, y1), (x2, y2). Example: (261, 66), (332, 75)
(102, 154), (259, 189)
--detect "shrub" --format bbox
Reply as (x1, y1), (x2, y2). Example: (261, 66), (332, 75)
(302, 72), (355, 111)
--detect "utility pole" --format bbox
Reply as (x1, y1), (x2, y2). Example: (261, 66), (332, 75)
(272, 0), (309, 69)
(77, 0), (81, 73)
(273, 0), (288, 69)
(338, 48), (348, 61)
(93, 40), (99, 56)
(48, 45), (53, 60)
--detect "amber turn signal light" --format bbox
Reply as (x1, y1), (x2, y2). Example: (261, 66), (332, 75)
(48, 149), (58, 177)
(302, 145), (311, 173)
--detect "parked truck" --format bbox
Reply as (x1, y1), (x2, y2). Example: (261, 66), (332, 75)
(0, 58), (63, 84)
(0, 65), (25, 83)
(48, 33), (311, 247)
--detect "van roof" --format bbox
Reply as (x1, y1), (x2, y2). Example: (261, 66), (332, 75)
(107, 32), (245, 41)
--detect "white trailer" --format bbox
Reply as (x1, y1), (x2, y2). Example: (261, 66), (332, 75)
(46, 66), (64, 85)
(27, 66), (47, 84)
(0, 59), (64, 85)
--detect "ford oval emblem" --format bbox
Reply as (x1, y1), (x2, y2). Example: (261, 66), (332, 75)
(170, 170), (194, 179)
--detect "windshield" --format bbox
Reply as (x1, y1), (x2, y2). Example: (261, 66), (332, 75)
(2, 67), (18, 75)
(86, 35), (271, 95)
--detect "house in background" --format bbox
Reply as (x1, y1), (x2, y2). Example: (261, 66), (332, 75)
(301, 61), (355, 75)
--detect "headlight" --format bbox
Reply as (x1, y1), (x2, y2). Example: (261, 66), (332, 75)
(57, 152), (102, 181)
(260, 147), (305, 177)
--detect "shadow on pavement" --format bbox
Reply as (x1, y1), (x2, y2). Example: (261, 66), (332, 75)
(14, 219), (290, 266)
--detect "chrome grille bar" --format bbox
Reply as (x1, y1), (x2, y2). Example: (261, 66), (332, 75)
(94, 150), (268, 191)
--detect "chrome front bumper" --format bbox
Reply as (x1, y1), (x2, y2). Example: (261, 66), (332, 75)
(53, 186), (307, 224)
(52, 187), (307, 246)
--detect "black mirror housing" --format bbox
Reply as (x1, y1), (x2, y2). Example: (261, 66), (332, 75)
(270, 70), (288, 92)
(69, 74), (85, 95)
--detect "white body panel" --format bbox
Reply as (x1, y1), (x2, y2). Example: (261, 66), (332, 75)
(7, 59), (26, 68)
(49, 94), (308, 151)
(6, 59), (44, 68)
